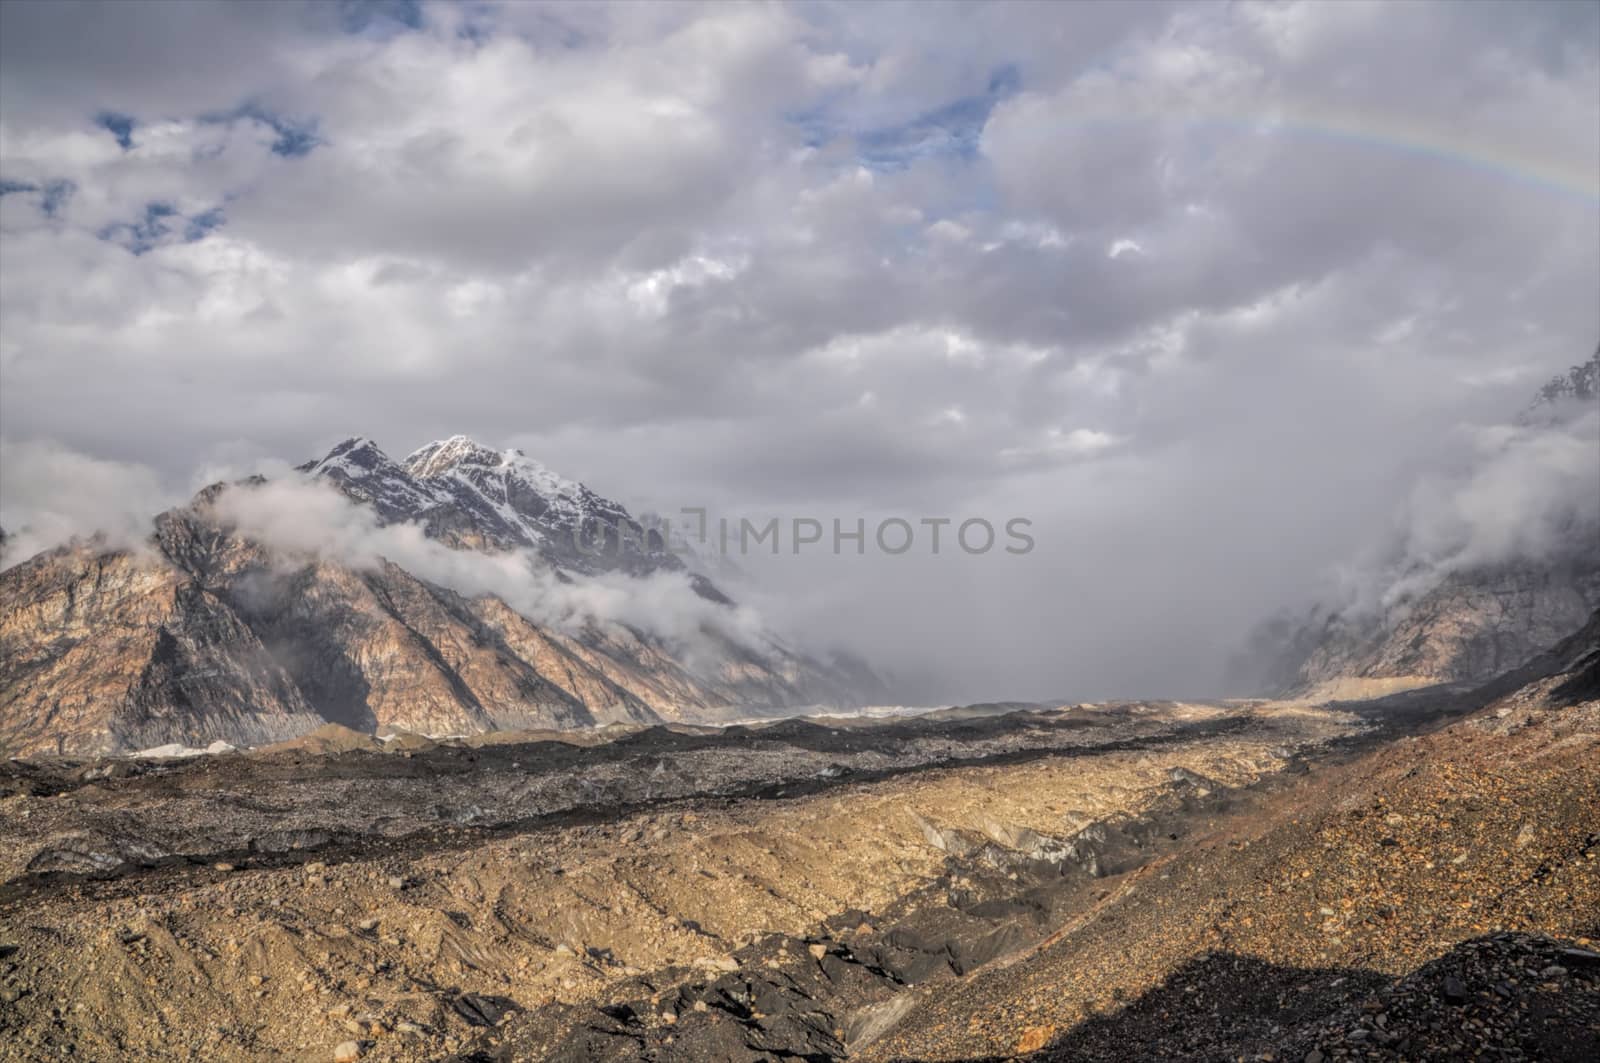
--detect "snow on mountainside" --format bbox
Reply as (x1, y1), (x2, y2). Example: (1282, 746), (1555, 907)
(300, 435), (683, 577)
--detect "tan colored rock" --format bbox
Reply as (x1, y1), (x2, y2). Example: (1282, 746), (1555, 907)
(1, 458), (875, 754)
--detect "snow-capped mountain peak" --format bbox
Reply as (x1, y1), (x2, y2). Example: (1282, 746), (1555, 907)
(300, 436), (441, 523)
(405, 435), (589, 507)
(405, 435), (503, 480)
(303, 434), (679, 576)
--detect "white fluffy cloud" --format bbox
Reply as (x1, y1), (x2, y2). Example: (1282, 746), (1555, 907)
(0, 439), (175, 564)
(1367, 406), (1600, 611)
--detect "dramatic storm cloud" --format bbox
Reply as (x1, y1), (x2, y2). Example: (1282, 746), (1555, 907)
(2, 0), (1597, 700)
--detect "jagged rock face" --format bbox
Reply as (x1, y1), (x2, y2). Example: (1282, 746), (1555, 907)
(1285, 561), (1600, 698)
(0, 548), (324, 757)
(219, 556), (603, 736)
(301, 435), (680, 576)
(1237, 348), (1600, 700)
(1, 437), (880, 756)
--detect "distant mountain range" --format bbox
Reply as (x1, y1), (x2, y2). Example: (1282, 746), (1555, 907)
(0, 436), (882, 757)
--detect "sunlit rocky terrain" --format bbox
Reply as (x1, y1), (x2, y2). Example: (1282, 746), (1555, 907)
(2, 611), (1596, 1060)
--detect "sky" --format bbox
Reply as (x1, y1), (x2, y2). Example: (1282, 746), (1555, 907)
(1, 0), (1597, 702)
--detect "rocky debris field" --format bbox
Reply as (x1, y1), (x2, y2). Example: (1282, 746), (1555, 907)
(0, 700), (1357, 1060)
(999, 932), (1600, 1062)
(1285, 931), (1600, 1061)
(865, 668), (1600, 1061)
(2, 653), (1596, 1062)
(0, 701), (1323, 892)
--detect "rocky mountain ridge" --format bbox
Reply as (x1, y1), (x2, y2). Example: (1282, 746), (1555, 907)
(1238, 347), (1600, 700)
(1258, 559), (1600, 701)
(300, 435), (685, 578)
(0, 437), (879, 757)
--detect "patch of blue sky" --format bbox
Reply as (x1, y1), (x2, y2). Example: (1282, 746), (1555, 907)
(95, 111), (135, 150)
(98, 201), (223, 254)
(338, 0), (423, 37)
(789, 64), (1021, 173)
(858, 65), (1019, 171)
(40, 179), (75, 217)
(448, 0), (507, 46)
(184, 207), (226, 242)
(783, 103), (839, 150)
(267, 122), (319, 158)
(200, 104), (321, 158)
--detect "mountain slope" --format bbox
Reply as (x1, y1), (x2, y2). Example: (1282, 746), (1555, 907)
(0, 548), (325, 757)
(1238, 347), (1600, 699)
(0, 437), (879, 757)
(1286, 559), (1600, 699)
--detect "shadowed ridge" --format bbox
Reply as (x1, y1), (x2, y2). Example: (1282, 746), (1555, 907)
(952, 933), (1600, 1062)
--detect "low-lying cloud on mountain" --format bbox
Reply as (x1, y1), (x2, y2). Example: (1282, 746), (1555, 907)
(0, 442), (773, 676)
(211, 475), (769, 663)
(0, 438), (172, 564)
(1221, 352), (1600, 698)
(1358, 405), (1600, 616)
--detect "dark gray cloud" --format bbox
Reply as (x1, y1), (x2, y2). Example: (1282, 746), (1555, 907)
(2, 0), (1596, 701)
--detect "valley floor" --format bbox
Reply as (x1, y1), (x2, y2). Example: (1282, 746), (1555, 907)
(0, 679), (1596, 1062)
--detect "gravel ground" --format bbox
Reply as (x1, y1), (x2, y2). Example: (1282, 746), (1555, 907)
(1, 673), (1594, 1061)
(0, 701), (1351, 1062)
(866, 692), (1600, 1061)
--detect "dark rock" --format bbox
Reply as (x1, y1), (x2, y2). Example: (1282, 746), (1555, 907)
(450, 993), (518, 1027)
